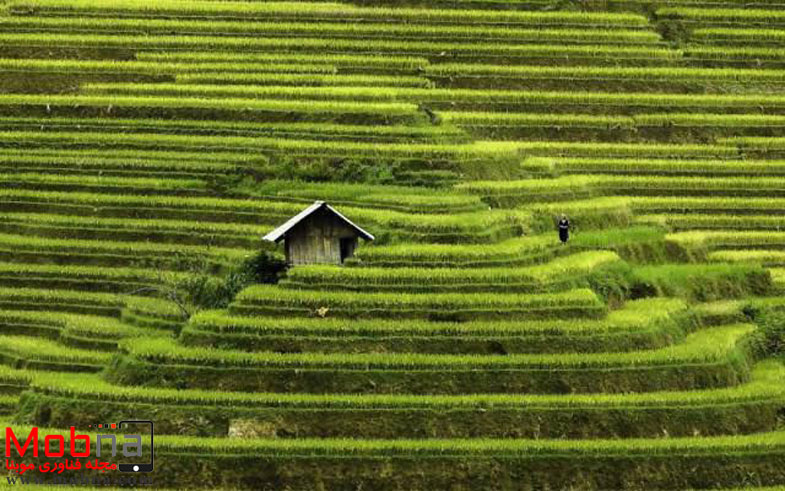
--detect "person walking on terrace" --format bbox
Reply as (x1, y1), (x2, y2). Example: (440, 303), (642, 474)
(558, 214), (570, 245)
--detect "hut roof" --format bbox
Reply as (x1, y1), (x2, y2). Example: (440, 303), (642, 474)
(262, 200), (375, 243)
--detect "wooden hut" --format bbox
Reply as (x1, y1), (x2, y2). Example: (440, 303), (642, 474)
(262, 201), (374, 265)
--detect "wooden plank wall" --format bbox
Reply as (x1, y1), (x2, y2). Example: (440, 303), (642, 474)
(285, 210), (358, 265)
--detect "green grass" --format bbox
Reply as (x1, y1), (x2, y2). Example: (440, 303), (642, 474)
(0, 334), (110, 371)
(693, 28), (785, 46)
(633, 263), (772, 301)
(174, 73), (432, 88)
(0, 0), (783, 488)
(669, 230), (785, 250)
(0, 147), (260, 177)
(0, 172), (205, 195)
(0, 287), (123, 316)
(282, 250), (622, 293)
(238, 180), (484, 214)
(444, 112), (785, 141)
(458, 174), (785, 209)
(182, 297), (689, 354)
(229, 285), (605, 320)
(0, 419), (782, 488)
(186, 297), (687, 338)
(0, 116), (465, 144)
(0, 212), (264, 248)
(658, 7), (785, 25)
(683, 46), (785, 68)
(0, 131), (523, 182)
(0, 57), (337, 75)
(456, 176), (599, 207)
(492, 140), (738, 159)
(709, 250), (785, 267)
(7, 1), (650, 26)
(27, 358), (784, 410)
(5, 191), (529, 244)
(0, 16), (662, 44)
(107, 324), (756, 394)
(0, 232), (249, 271)
(0, 93), (425, 126)
(350, 235), (556, 268)
(632, 195), (785, 215)
(150, 326), (750, 371)
(639, 213), (785, 231)
(19, 359), (784, 438)
(88, 84), (785, 114)
(0, 309), (157, 349)
(138, 51), (428, 72)
(0, 262), (188, 292)
(0, 33), (674, 65)
(152, 45), (680, 68)
(538, 157), (785, 176)
(426, 65), (785, 93)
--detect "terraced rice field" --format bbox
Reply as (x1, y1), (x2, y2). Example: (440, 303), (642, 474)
(0, 0), (784, 489)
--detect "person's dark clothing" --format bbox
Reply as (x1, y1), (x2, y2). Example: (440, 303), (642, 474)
(558, 219), (570, 243)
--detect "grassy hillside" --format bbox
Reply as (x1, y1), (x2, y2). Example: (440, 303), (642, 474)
(0, 0), (784, 489)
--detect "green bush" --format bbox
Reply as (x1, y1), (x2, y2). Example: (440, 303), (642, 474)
(756, 309), (785, 356)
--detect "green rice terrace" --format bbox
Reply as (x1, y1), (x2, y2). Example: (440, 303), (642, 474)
(1, 0), (785, 489)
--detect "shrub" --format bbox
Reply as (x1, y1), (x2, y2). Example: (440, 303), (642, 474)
(756, 309), (785, 356)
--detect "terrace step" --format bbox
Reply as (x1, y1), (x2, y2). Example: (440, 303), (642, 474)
(531, 157), (785, 177)
(121, 297), (189, 332)
(0, 19), (663, 45)
(94, 85), (785, 115)
(182, 297), (693, 354)
(638, 213), (785, 231)
(228, 285), (606, 321)
(0, 148), (258, 178)
(442, 111), (785, 142)
(0, 172), (208, 196)
(0, 232), (248, 272)
(0, 309), (160, 350)
(20, 359), (784, 438)
(153, 46), (682, 68)
(0, 33), (679, 67)
(0, 131), (523, 183)
(350, 223), (654, 268)
(281, 250), (626, 293)
(5, 3), (652, 29)
(0, 262), (187, 294)
(460, 175), (785, 209)
(691, 28), (785, 47)
(710, 249), (785, 267)
(0, 92), (428, 126)
(0, 189), (529, 244)
(3, 417), (784, 490)
(0, 287), (123, 316)
(632, 196), (785, 216)
(0, 365), (31, 395)
(426, 65), (785, 93)
(0, 212), (264, 249)
(0, 117), (468, 144)
(350, 234), (559, 268)
(682, 46), (785, 68)
(669, 230), (785, 252)
(0, 394), (18, 415)
(106, 323), (756, 394)
(138, 52), (430, 76)
(0, 334), (109, 372)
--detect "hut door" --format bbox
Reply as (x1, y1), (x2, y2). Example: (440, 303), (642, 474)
(339, 237), (355, 263)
